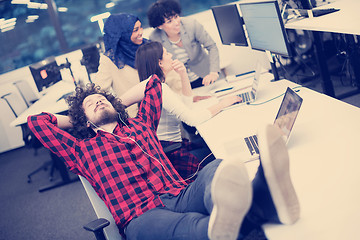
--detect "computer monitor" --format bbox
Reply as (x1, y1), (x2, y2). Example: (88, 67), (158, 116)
(29, 57), (62, 93)
(211, 4), (248, 46)
(238, 0), (291, 57)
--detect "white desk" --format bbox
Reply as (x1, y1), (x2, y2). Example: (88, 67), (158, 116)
(10, 80), (74, 127)
(196, 78), (360, 239)
(286, 0), (360, 35)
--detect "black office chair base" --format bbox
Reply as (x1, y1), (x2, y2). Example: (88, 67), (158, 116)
(39, 176), (79, 192)
(27, 160), (54, 183)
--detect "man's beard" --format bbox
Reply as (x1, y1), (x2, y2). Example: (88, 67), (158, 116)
(94, 109), (118, 126)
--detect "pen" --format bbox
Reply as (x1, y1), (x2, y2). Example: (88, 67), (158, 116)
(215, 87), (233, 93)
(235, 70), (255, 77)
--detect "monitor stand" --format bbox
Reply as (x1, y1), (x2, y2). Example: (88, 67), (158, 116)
(266, 50), (281, 82)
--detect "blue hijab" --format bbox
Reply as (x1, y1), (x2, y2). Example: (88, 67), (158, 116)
(103, 13), (149, 69)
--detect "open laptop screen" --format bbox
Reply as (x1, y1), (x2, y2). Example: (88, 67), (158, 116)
(274, 87), (303, 142)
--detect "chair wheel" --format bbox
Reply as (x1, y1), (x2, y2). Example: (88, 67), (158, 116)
(27, 178), (32, 183)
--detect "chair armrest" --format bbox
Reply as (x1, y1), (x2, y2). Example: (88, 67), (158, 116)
(84, 218), (110, 240)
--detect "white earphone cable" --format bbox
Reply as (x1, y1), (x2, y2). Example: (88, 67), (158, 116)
(88, 113), (212, 183)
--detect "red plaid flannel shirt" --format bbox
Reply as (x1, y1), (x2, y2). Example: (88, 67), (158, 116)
(27, 75), (188, 233)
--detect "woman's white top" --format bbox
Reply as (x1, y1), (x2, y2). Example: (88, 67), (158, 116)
(121, 77), (212, 142)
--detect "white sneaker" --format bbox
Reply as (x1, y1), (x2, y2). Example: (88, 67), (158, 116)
(208, 159), (252, 240)
(257, 124), (300, 225)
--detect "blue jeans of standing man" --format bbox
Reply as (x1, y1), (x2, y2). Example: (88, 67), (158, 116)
(125, 159), (265, 240)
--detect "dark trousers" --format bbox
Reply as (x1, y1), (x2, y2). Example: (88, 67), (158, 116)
(125, 160), (271, 240)
(190, 78), (203, 89)
(125, 159), (222, 240)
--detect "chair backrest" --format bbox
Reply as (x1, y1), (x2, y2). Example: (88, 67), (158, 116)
(0, 91), (42, 149)
(13, 80), (39, 107)
(0, 92), (28, 117)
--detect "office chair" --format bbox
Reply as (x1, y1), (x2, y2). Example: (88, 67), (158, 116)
(286, 29), (319, 83)
(81, 44), (101, 83)
(0, 90), (55, 183)
(84, 218), (111, 240)
(81, 143), (188, 240)
(12, 80), (39, 106)
(332, 33), (359, 87)
(276, 0), (317, 83)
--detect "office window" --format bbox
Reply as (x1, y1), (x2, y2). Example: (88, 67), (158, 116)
(0, 0), (234, 75)
(0, 1), (61, 74)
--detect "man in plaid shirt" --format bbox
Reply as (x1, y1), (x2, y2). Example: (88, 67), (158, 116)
(28, 75), (300, 239)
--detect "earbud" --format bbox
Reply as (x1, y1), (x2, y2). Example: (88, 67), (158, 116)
(87, 120), (98, 129)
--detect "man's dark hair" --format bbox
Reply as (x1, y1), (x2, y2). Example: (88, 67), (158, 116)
(147, 0), (181, 28)
(66, 83), (129, 139)
(135, 41), (165, 81)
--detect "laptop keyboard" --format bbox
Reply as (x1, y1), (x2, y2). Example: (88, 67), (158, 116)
(237, 92), (251, 102)
(244, 135), (259, 156)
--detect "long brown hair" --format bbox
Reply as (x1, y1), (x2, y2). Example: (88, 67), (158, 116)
(135, 41), (165, 82)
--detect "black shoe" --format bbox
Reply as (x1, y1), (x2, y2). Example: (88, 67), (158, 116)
(256, 124), (300, 225)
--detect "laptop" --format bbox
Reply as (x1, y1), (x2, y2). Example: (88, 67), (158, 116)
(215, 62), (262, 108)
(225, 87), (303, 161)
(236, 62), (261, 104)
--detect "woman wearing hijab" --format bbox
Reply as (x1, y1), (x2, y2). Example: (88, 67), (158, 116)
(93, 13), (150, 117)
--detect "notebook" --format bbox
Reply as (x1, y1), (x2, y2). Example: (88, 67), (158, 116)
(225, 87), (303, 161)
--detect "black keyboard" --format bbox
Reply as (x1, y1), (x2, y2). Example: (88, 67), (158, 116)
(312, 8), (340, 17)
(244, 135), (259, 156)
(290, 8), (340, 18)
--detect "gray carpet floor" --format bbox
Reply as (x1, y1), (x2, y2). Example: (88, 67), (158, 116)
(0, 147), (97, 240)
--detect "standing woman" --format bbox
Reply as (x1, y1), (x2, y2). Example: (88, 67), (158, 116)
(147, 0), (220, 88)
(93, 13), (149, 117)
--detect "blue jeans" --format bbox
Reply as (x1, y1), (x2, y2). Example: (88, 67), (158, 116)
(125, 160), (269, 240)
(125, 159), (221, 240)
